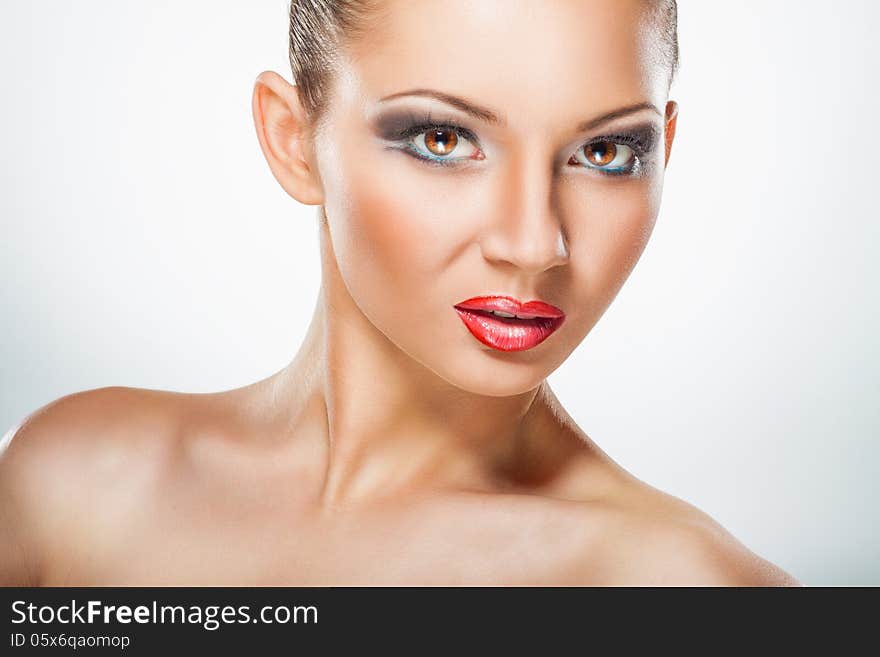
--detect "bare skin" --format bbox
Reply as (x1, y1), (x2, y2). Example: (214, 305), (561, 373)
(0, 0), (800, 586)
(0, 381), (799, 586)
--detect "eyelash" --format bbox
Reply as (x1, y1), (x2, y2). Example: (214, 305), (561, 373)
(391, 121), (481, 168)
(389, 120), (654, 176)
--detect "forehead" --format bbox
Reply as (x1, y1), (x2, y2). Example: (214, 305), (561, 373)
(342, 0), (667, 127)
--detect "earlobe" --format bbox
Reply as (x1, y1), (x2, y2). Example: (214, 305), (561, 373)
(663, 100), (678, 167)
(252, 70), (324, 205)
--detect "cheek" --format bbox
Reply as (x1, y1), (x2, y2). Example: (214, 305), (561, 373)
(323, 152), (476, 318)
(563, 178), (661, 313)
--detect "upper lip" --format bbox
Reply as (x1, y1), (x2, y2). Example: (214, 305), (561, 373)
(453, 295), (565, 319)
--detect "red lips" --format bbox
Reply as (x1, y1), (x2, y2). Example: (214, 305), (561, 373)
(454, 295), (565, 319)
(453, 295), (566, 352)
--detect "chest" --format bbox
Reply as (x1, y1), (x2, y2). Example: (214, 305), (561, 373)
(44, 493), (611, 585)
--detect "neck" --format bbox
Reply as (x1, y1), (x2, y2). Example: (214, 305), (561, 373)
(270, 209), (584, 511)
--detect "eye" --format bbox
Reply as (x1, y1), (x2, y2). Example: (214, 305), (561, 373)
(569, 141), (637, 174)
(408, 126), (482, 162)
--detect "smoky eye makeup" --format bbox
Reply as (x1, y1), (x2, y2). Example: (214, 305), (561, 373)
(575, 122), (662, 177)
(372, 108), (482, 168)
(589, 123), (660, 159)
(372, 108), (662, 175)
(373, 109), (478, 143)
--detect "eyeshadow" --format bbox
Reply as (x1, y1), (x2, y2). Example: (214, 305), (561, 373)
(372, 106), (663, 177)
(586, 122), (661, 157)
(373, 109), (476, 142)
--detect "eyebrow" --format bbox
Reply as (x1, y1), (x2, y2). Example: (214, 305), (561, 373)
(378, 88), (662, 131)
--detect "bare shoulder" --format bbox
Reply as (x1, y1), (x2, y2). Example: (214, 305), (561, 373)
(537, 430), (802, 587)
(1, 386), (185, 475)
(0, 386), (188, 585)
(592, 479), (803, 586)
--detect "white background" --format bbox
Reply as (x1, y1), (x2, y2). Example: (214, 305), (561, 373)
(1, 1), (877, 585)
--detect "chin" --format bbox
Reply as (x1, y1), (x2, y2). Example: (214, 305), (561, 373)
(428, 353), (558, 398)
(381, 317), (570, 397)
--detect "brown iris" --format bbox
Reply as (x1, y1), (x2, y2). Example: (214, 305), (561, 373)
(424, 128), (458, 156)
(585, 141), (617, 166)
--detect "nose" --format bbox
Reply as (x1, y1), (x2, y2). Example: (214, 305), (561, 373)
(478, 152), (569, 275)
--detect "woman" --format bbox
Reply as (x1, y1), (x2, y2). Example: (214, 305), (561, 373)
(0, 0), (801, 585)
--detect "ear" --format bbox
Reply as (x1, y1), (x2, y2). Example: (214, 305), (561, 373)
(252, 70), (324, 205)
(663, 100), (678, 167)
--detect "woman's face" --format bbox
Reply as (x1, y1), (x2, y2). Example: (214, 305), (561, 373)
(312, 0), (676, 396)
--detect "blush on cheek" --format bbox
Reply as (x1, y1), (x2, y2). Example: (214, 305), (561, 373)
(348, 177), (436, 278)
(600, 200), (658, 298)
(564, 183), (660, 312)
(343, 154), (483, 279)
(328, 160), (460, 328)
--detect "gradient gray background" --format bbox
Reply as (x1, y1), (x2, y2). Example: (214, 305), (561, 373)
(1, 1), (877, 585)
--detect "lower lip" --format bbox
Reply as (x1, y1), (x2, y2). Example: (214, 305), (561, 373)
(454, 308), (565, 352)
